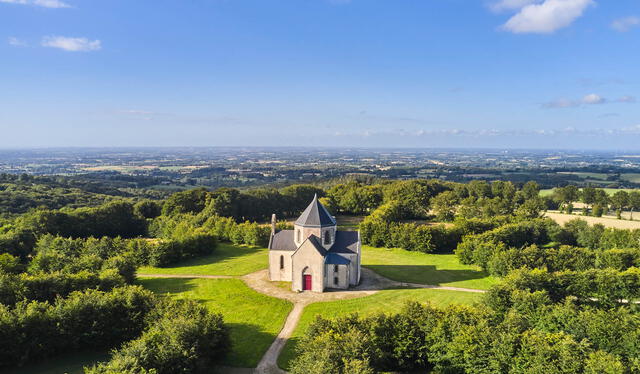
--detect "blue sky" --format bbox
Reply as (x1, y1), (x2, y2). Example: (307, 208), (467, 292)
(1, 0), (639, 149)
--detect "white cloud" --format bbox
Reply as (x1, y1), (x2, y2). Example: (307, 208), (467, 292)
(42, 36), (101, 52)
(617, 95), (637, 103)
(582, 93), (606, 104)
(611, 16), (640, 32)
(543, 93), (638, 108)
(33, 0), (69, 8)
(0, 0), (70, 7)
(489, 0), (541, 12)
(502, 0), (594, 34)
(8, 37), (27, 46)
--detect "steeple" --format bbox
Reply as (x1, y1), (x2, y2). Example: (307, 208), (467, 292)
(295, 194), (337, 228)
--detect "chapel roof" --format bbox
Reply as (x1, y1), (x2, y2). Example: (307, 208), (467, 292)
(294, 194), (336, 228)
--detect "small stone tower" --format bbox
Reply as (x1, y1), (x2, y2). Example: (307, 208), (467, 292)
(293, 194), (337, 250)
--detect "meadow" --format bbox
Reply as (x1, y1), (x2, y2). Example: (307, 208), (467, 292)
(138, 243), (268, 276)
(362, 246), (498, 290)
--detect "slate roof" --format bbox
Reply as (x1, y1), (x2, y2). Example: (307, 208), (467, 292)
(268, 230), (297, 251)
(268, 229), (359, 255)
(325, 253), (351, 265)
(295, 194), (337, 228)
(330, 231), (359, 254)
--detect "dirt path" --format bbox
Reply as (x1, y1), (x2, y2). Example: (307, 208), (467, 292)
(254, 303), (304, 374)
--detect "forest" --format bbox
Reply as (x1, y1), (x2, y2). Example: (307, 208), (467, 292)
(1, 177), (639, 373)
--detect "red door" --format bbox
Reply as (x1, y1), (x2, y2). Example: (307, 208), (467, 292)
(303, 275), (312, 291)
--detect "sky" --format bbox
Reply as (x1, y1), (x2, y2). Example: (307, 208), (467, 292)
(0, 0), (639, 150)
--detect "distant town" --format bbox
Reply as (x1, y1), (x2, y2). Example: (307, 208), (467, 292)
(3, 147), (640, 191)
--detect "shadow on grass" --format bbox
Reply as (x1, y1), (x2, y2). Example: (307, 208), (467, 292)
(136, 277), (199, 294)
(224, 322), (280, 368)
(152, 244), (264, 270)
(3, 351), (110, 374)
(364, 264), (490, 287)
(277, 336), (300, 371)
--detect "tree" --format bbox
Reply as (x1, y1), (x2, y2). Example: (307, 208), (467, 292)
(134, 200), (162, 219)
(162, 188), (210, 216)
(628, 191), (640, 221)
(521, 181), (541, 200)
(555, 185), (579, 214)
(582, 187), (596, 216)
(593, 189), (609, 216)
(431, 191), (458, 221)
(610, 191), (629, 220)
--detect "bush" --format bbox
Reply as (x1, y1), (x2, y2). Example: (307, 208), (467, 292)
(0, 286), (156, 368)
(86, 300), (230, 374)
(0, 270), (126, 306)
(0, 253), (23, 274)
(147, 233), (217, 267)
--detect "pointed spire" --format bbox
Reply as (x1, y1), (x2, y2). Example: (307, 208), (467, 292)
(295, 194), (336, 227)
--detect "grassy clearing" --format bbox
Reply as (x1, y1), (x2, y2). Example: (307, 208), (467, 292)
(278, 288), (483, 370)
(138, 277), (292, 368)
(545, 211), (640, 229)
(362, 246), (498, 290)
(138, 243), (268, 276)
(3, 351), (109, 374)
(541, 187), (639, 197)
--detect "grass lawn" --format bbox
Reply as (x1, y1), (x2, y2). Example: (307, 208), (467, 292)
(138, 277), (292, 368)
(3, 351), (109, 374)
(362, 246), (498, 290)
(278, 288), (483, 370)
(138, 243), (268, 276)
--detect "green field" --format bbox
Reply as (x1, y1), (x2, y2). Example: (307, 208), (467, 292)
(557, 171), (609, 180)
(362, 246), (498, 290)
(138, 277), (292, 368)
(278, 288), (483, 370)
(138, 243), (268, 276)
(621, 173), (640, 183)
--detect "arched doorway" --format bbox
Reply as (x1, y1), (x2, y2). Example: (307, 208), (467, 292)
(302, 267), (312, 291)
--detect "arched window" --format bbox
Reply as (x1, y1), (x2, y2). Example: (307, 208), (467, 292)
(324, 230), (331, 245)
(296, 229), (301, 243)
(279, 255), (284, 270)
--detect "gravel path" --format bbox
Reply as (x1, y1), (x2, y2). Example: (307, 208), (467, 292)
(254, 303), (304, 374)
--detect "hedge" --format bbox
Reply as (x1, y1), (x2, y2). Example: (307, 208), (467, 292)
(0, 286), (156, 368)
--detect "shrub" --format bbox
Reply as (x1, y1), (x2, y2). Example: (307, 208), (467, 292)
(0, 286), (156, 368)
(86, 300), (230, 374)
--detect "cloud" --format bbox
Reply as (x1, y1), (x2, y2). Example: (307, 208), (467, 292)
(543, 93), (637, 109)
(7, 37), (27, 46)
(581, 93), (606, 105)
(334, 125), (640, 139)
(617, 95), (637, 103)
(0, 0), (70, 8)
(489, 0), (541, 12)
(611, 16), (640, 32)
(42, 36), (101, 52)
(502, 0), (594, 34)
(542, 98), (579, 108)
